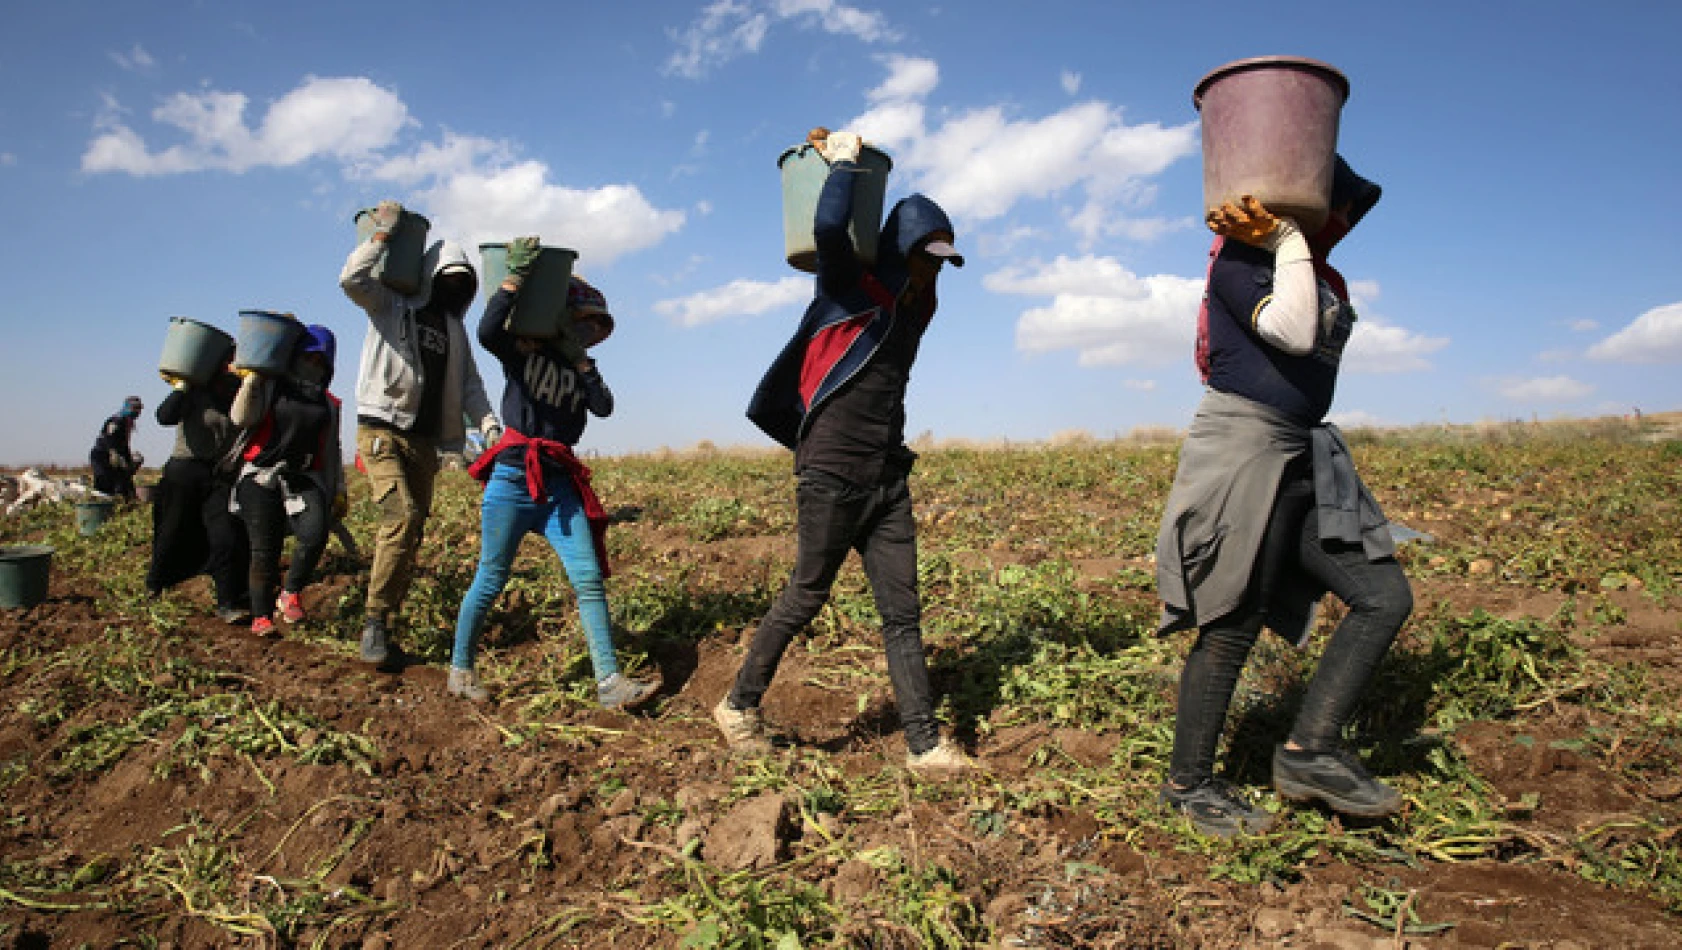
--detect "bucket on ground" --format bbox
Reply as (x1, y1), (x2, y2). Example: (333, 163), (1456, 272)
(479, 243), (579, 339)
(74, 500), (115, 537)
(778, 142), (893, 274)
(158, 316), (234, 386)
(355, 207), (432, 296)
(1194, 56), (1349, 234)
(0, 545), (53, 610)
(233, 310), (305, 375)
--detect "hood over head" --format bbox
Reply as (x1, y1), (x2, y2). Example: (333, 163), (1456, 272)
(1309, 155), (1381, 255)
(419, 240), (478, 313)
(880, 194), (961, 265)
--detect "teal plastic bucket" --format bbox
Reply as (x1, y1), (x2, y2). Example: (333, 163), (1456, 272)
(233, 310), (304, 374)
(355, 208), (432, 296)
(75, 500), (115, 537)
(778, 142), (893, 274)
(0, 545), (53, 610)
(159, 317), (234, 386)
(479, 243), (579, 338)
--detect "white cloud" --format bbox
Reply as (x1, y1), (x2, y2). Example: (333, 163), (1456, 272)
(82, 76), (410, 175)
(1060, 71), (1082, 95)
(655, 276), (810, 327)
(110, 44), (155, 72)
(1346, 279), (1381, 302)
(1568, 318), (1599, 333)
(695, 199), (715, 216)
(1327, 409), (1385, 428)
(1341, 318), (1449, 374)
(1586, 301), (1682, 364)
(664, 0), (893, 78)
(693, 129), (711, 154)
(1496, 375), (1594, 402)
(1123, 378), (1156, 391)
(1001, 256), (1203, 366)
(987, 255), (1149, 298)
(869, 55), (938, 102)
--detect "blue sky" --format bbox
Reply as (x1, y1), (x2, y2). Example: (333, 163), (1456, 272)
(3, 1), (1679, 466)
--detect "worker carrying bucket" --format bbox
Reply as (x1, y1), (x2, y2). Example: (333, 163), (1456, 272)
(778, 127), (893, 273)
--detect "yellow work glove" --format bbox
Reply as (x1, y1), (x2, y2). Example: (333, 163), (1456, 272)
(1206, 195), (1283, 247)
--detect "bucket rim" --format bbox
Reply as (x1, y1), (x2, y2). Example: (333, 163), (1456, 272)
(75, 499), (115, 509)
(1193, 56), (1350, 110)
(237, 309), (300, 322)
(168, 316), (235, 340)
(777, 141), (894, 171)
(353, 207), (431, 228)
(477, 242), (580, 257)
(0, 545), (55, 559)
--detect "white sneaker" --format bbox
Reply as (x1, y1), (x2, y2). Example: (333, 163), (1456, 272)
(712, 696), (771, 755)
(907, 738), (977, 777)
(447, 667), (489, 702)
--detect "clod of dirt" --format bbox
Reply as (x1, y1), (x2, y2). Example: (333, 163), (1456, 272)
(1253, 907), (1295, 940)
(706, 793), (794, 870)
(606, 787), (639, 816)
(827, 859), (879, 904)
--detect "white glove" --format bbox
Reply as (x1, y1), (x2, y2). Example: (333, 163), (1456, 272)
(482, 424), (503, 449)
(819, 130), (862, 164)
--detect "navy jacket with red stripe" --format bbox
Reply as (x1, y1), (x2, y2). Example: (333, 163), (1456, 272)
(747, 161), (956, 450)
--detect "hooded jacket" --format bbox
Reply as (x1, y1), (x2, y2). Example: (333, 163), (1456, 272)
(340, 239), (498, 451)
(747, 163), (956, 451)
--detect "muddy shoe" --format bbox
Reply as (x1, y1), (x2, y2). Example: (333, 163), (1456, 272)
(276, 590), (305, 624)
(1272, 745), (1403, 817)
(250, 616), (280, 639)
(712, 696), (771, 755)
(447, 667), (489, 702)
(217, 604), (250, 626)
(1159, 779), (1276, 839)
(907, 738), (977, 778)
(597, 673), (659, 711)
(359, 615), (390, 666)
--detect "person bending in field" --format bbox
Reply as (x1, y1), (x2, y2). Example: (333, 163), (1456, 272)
(449, 243), (657, 710)
(90, 396), (144, 500)
(714, 129), (973, 776)
(229, 325), (346, 638)
(1154, 157), (1412, 838)
(147, 351), (251, 624)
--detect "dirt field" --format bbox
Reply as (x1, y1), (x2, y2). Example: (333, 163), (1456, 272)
(3, 418), (1680, 948)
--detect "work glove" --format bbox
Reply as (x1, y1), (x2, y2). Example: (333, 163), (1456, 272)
(817, 129), (862, 164)
(1206, 195), (1287, 248)
(505, 236), (542, 289)
(482, 424), (504, 449)
(365, 200), (404, 241)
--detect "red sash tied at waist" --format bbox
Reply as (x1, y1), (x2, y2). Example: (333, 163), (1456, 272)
(468, 429), (612, 578)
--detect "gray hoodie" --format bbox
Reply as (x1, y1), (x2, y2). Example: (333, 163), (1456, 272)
(340, 239), (498, 450)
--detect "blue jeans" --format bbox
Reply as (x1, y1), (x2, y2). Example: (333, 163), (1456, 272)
(452, 463), (616, 679)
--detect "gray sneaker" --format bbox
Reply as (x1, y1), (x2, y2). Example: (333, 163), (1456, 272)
(216, 605), (250, 626)
(1272, 745), (1403, 817)
(597, 673), (659, 711)
(712, 696), (771, 755)
(907, 738), (978, 777)
(447, 667), (489, 702)
(359, 615), (390, 666)
(1159, 780), (1276, 839)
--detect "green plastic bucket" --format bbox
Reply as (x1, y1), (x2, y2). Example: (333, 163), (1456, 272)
(0, 546), (53, 610)
(159, 316), (234, 386)
(233, 310), (304, 374)
(355, 208), (432, 296)
(74, 499), (115, 536)
(479, 243), (579, 338)
(778, 142), (893, 274)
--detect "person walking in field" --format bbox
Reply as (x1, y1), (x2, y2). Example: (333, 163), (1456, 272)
(714, 129), (974, 775)
(90, 396), (144, 500)
(147, 354), (251, 623)
(449, 242), (657, 709)
(341, 201), (501, 668)
(1155, 157), (1412, 838)
(229, 325), (345, 638)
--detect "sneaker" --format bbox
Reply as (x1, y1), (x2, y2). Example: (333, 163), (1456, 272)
(712, 696), (771, 755)
(276, 590), (305, 624)
(217, 605), (250, 625)
(359, 615), (390, 666)
(250, 616), (279, 639)
(1272, 745), (1403, 817)
(447, 667), (490, 702)
(1159, 779), (1276, 839)
(907, 738), (977, 778)
(598, 672), (659, 711)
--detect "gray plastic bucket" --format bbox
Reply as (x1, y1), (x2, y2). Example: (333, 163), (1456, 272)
(74, 500), (115, 537)
(1194, 56), (1349, 234)
(355, 208), (432, 296)
(158, 317), (234, 386)
(479, 243), (579, 339)
(779, 142), (893, 274)
(233, 310), (305, 374)
(0, 545), (53, 610)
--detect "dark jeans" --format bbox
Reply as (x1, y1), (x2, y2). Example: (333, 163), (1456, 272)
(1169, 472), (1414, 787)
(148, 458), (249, 609)
(236, 476), (329, 622)
(729, 467), (939, 754)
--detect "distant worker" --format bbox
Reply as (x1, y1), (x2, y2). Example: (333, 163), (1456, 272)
(715, 129), (974, 776)
(90, 396), (144, 499)
(450, 248), (656, 709)
(341, 201), (501, 669)
(1155, 157), (1412, 838)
